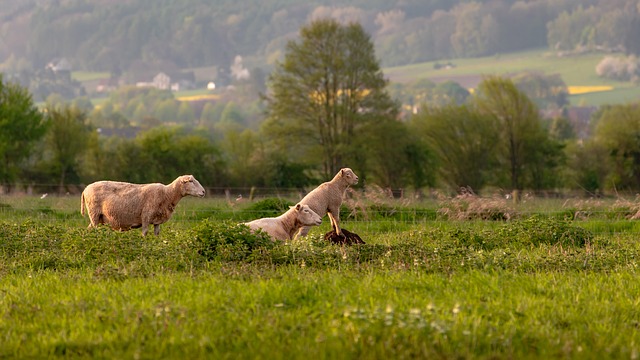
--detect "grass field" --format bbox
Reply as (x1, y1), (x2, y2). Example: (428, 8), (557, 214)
(1, 193), (640, 358)
(384, 48), (640, 106)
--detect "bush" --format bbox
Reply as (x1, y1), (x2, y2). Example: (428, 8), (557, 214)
(492, 216), (593, 248)
(192, 219), (274, 261)
(595, 56), (639, 82)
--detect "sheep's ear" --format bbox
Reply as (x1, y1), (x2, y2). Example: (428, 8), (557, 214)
(295, 204), (301, 210)
(341, 169), (345, 176)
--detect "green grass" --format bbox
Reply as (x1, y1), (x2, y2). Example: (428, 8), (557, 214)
(1, 195), (640, 358)
(384, 48), (640, 106)
(71, 71), (110, 82)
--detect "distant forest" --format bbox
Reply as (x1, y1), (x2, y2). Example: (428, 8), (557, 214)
(1, 0), (640, 75)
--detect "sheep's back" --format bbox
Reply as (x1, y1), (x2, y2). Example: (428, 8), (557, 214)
(85, 181), (161, 225)
(300, 182), (342, 216)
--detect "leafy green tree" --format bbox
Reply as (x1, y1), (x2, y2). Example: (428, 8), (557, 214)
(221, 129), (263, 187)
(177, 101), (195, 125)
(42, 105), (92, 192)
(624, 16), (640, 56)
(215, 102), (245, 135)
(563, 140), (609, 195)
(512, 71), (568, 110)
(358, 119), (414, 190)
(71, 96), (95, 113)
(546, 5), (599, 51)
(593, 103), (640, 190)
(137, 127), (226, 185)
(404, 138), (436, 194)
(431, 81), (470, 107)
(474, 75), (549, 193)
(411, 104), (498, 192)
(199, 102), (224, 129)
(263, 154), (314, 189)
(264, 18), (399, 179)
(155, 99), (179, 123)
(88, 103), (131, 129)
(131, 102), (148, 124)
(0, 75), (47, 187)
(450, 2), (497, 57)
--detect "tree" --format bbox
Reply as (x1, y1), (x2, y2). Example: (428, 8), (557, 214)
(564, 140), (609, 195)
(264, 18), (398, 179)
(411, 104), (498, 192)
(624, 16), (640, 56)
(137, 127), (226, 185)
(593, 103), (640, 190)
(155, 99), (179, 123)
(450, 2), (496, 57)
(177, 101), (195, 125)
(474, 75), (547, 193)
(0, 75), (47, 188)
(43, 105), (92, 193)
(221, 128), (262, 187)
(215, 102), (245, 135)
(512, 71), (568, 110)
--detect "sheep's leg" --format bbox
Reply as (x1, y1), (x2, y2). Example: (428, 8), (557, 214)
(154, 224), (161, 236)
(327, 212), (344, 238)
(88, 213), (101, 229)
(297, 226), (311, 237)
(141, 223), (149, 236)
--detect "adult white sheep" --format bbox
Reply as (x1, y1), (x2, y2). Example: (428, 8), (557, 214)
(296, 168), (360, 241)
(244, 203), (322, 241)
(81, 175), (205, 236)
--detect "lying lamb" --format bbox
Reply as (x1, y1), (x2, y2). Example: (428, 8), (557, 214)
(81, 175), (205, 236)
(297, 167), (364, 244)
(245, 203), (322, 241)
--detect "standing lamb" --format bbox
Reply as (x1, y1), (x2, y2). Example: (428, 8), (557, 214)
(296, 168), (361, 242)
(81, 175), (205, 236)
(244, 203), (322, 241)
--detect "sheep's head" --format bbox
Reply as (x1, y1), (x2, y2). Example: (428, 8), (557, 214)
(340, 168), (359, 186)
(294, 203), (322, 226)
(180, 175), (206, 197)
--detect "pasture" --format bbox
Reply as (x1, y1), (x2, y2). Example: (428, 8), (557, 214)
(1, 192), (640, 358)
(384, 48), (639, 106)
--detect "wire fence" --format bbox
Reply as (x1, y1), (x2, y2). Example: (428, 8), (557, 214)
(2, 190), (640, 236)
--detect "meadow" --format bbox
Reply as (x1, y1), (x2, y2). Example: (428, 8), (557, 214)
(383, 48), (640, 106)
(1, 192), (640, 359)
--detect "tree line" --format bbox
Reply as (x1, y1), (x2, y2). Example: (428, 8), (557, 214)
(1, 19), (639, 196)
(2, 0), (640, 75)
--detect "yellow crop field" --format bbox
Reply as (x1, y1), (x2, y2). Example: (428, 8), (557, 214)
(567, 85), (613, 95)
(177, 93), (220, 102)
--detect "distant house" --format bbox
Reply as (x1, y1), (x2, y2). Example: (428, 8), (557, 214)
(153, 72), (171, 90)
(46, 58), (72, 73)
(135, 71), (195, 91)
(45, 58), (72, 82)
(95, 77), (119, 93)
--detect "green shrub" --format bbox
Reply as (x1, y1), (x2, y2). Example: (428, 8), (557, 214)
(192, 219), (274, 261)
(492, 216), (593, 247)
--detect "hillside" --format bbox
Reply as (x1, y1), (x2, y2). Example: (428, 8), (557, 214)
(3, 0), (640, 107)
(384, 49), (640, 106)
(2, 0), (637, 73)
